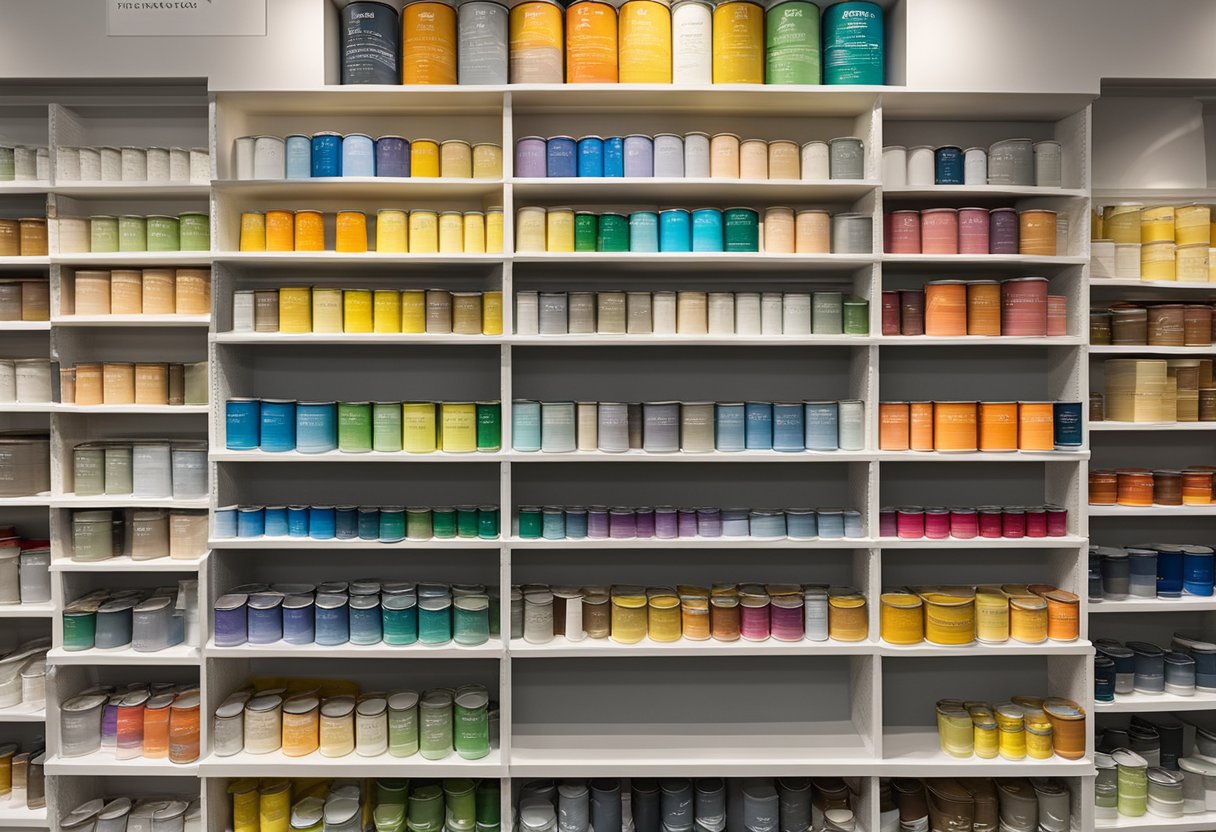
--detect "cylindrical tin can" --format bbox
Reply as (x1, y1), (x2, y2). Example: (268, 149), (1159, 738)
(829, 136), (864, 180)
(401, 0), (458, 84)
(822, 0), (883, 84)
(934, 145), (963, 185)
(1019, 209), (1058, 256)
(1001, 276), (1048, 337)
(712, 0), (764, 84)
(341, 1), (400, 84)
(964, 147), (987, 185)
(509, 0), (564, 82)
(458, 0), (509, 83)
(672, 0), (712, 83)
(618, 0), (672, 83)
(765, 0), (820, 84)
(566, 0), (619, 83)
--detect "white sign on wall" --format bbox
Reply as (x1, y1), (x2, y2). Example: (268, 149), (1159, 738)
(107, 0), (267, 37)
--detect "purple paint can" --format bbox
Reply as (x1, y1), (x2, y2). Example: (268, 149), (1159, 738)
(989, 207), (1019, 254)
(376, 136), (410, 177)
(515, 136), (547, 178)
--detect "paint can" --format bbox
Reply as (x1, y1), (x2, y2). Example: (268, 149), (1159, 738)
(795, 208), (830, 252)
(623, 134), (654, 177)
(376, 136), (410, 177)
(603, 136), (625, 176)
(712, 0), (764, 84)
(578, 136), (605, 177)
(906, 145), (933, 186)
(989, 207), (1018, 254)
(411, 138), (440, 175)
(515, 137), (546, 178)
(1000, 276), (1048, 337)
(311, 132), (342, 177)
(964, 147), (987, 184)
(933, 401), (977, 452)
(924, 280), (966, 336)
(509, 0), (564, 82)
(829, 137), (864, 179)
(401, 0), (458, 84)
(934, 145), (963, 185)
(958, 206), (989, 254)
(920, 208), (958, 254)
(341, 1), (401, 84)
(597, 213), (629, 251)
(966, 280), (1000, 336)
(1033, 140), (1063, 187)
(765, 0), (820, 84)
(764, 207), (795, 253)
(802, 140), (830, 179)
(659, 209), (692, 252)
(618, 0), (672, 83)
(987, 138), (1034, 186)
(882, 145), (906, 186)
(546, 136), (577, 177)
(297, 402), (339, 454)
(886, 209), (919, 253)
(440, 140), (472, 177)
(671, 0), (712, 83)
(342, 134), (376, 177)
(566, 0), (619, 83)
(1018, 209), (1057, 256)
(654, 133), (684, 177)
(458, 0), (509, 84)
(832, 212), (872, 253)
(723, 207), (759, 251)
(285, 135), (311, 179)
(822, 1), (883, 84)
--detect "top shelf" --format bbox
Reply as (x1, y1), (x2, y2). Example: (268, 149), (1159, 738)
(1093, 187), (1216, 202)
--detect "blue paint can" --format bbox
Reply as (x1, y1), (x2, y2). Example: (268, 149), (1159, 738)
(264, 505), (289, 537)
(237, 506), (265, 538)
(691, 208), (724, 251)
(1155, 545), (1184, 597)
(358, 506), (380, 540)
(745, 402), (773, 450)
(577, 136), (605, 177)
(546, 136), (577, 177)
(335, 505), (359, 539)
(214, 505), (238, 538)
(822, 1), (884, 85)
(565, 507), (588, 539)
(786, 509), (818, 539)
(623, 134), (654, 177)
(512, 399), (541, 451)
(296, 401), (338, 454)
(380, 506), (405, 542)
(287, 505), (310, 537)
(603, 137), (624, 177)
(350, 595), (383, 645)
(309, 505), (336, 540)
(934, 145), (963, 185)
(376, 136), (410, 177)
(247, 593), (284, 644)
(342, 133), (376, 177)
(1053, 401), (1082, 449)
(282, 594), (315, 644)
(772, 402), (805, 452)
(311, 132), (342, 177)
(818, 509), (845, 538)
(658, 209), (692, 252)
(805, 401), (839, 450)
(225, 398), (260, 450)
(213, 593), (248, 646)
(653, 133), (685, 178)
(315, 594), (350, 646)
(1184, 546), (1215, 596)
(715, 402), (745, 451)
(285, 135), (311, 179)
(629, 211), (659, 252)
(260, 399), (297, 453)
(542, 507), (566, 540)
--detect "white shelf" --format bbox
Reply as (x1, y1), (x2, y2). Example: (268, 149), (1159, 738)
(883, 254), (1089, 265)
(204, 638), (503, 659)
(213, 177), (501, 200)
(50, 494), (209, 509)
(52, 314), (210, 327)
(0, 181), (50, 194)
(0, 257), (50, 270)
(878, 536), (1087, 549)
(212, 252), (501, 266)
(1089, 505), (1216, 517)
(52, 253), (210, 267)
(1090, 595), (1216, 613)
(511, 178), (880, 202)
(506, 450), (876, 462)
(879, 727), (1093, 776)
(50, 554), (205, 572)
(513, 252), (876, 270)
(504, 84), (884, 115)
(48, 644), (201, 666)
(875, 450), (1089, 462)
(209, 538), (501, 550)
(0, 702), (46, 722)
(45, 752), (198, 776)
(52, 403), (207, 414)
(1095, 689), (1216, 712)
(1097, 811), (1216, 831)
(0, 495), (50, 507)
(0, 321), (50, 331)
(0, 602), (54, 618)
(213, 332), (505, 345)
(878, 639), (1090, 657)
(509, 335), (872, 346)
(0, 805), (48, 828)
(884, 185), (1089, 199)
(1090, 278), (1215, 290)
(0, 403), (54, 413)
(197, 748), (504, 777)
(1093, 187), (1216, 201)
(508, 537), (872, 549)
(510, 638), (878, 658)
(51, 182), (210, 198)
(1090, 422), (1216, 431)
(1089, 345), (1216, 355)
(210, 449), (506, 463)
(876, 335), (1084, 347)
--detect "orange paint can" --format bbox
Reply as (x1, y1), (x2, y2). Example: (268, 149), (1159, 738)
(976, 402), (1017, 452)
(924, 280), (967, 337)
(618, 0), (672, 83)
(402, 0), (458, 85)
(509, 0), (565, 83)
(909, 401), (934, 451)
(566, 0), (619, 82)
(879, 402), (910, 451)
(1018, 209), (1057, 256)
(933, 401), (978, 453)
(1116, 468), (1153, 507)
(335, 211), (368, 253)
(294, 210), (325, 252)
(1016, 402), (1054, 451)
(265, 209), (294, 252)
(966, 280), (1001, 336)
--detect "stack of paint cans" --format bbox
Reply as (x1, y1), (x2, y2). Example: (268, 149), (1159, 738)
(0, 218), (47, 257)
(57, 213), (209, 254)
(339, 0), (884, 86)
(877, 401), (1082, 452)
(881, 278), (1066, 338)
(231, 286), (503, 336)
(232, 133), (502, 180)
(878, 505), (1069, 540)
(69, 269), (210, 317)
(238, 208), (504, 254)
(54, 145), (207, 184)
(1097, 358), (1215, 424)
(58, 361), (208, 407)
(881, 139), (1063, 188)
(884, 207), (1062, 256)
(62, 584), (197, 655)
(1092, 202), (1216, 282)
(213, 504), (501, 542)
(68, 509), (208, 563)
(516, 505), (865, 540)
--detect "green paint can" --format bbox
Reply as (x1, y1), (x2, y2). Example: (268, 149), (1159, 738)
(406, 506), (433, 540)
(574, 212), (598, 252)
(117, 215), (147, 252)
(843, 296), (869, 335)
(372, 401), (403, 452)
(89, 216), (119, 253)
(518, 505), (542, 538)
(812, 290), (843, 334)
(62, 605), (98, 650)
(432, 506), (457, 539)
(596, 213), (629, 252)
(456, 505), (479, 538)
(765, 0), (821, 84)
(146, 215), (180, 252)
(178, 212), (210, 251)
(723, 207), (759, 252)
(476, 401), (501, 451)
(477, 505), (499, 539)
(72, 444), (106, 496)
(338, 401), (372, 452)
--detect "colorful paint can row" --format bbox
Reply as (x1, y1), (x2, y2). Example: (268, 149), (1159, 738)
(56, 214), (209, 254)
(70, 268), (210, 317)
(1090, 544), (1216, 602)
(512, 399), (864, 453)
(935, 696), (1085, 761)
(341, 0), (883, 85)
(882, 278), (1066, 338)
(882, 139), (1062, 188)
(0, 144), (47, 182)
(516, 133), (864, 179)
(231, 286), (503, 336)
(232, 133), (502, 180)
(516, 206), (871, 253)
(1095, 637), (1208, 704)
(0, 280), (48, 322)
(881, 584), (1079, 647)
(1091, 302), (1214, 348)
(67, 509), (207, 563)
(0, 218), (47, 257)
(1089, 467), (1216, 508)
(62, 584), (195, 655)
(884, 207), (1062, 256)
(1093, 202), (1216, 281)
(1097, 358), (1216, 424)
(237, 208), (503, 254)
(214, 580), (497, 649)
(59, 685), (200, 763)
(515, 289), (868, 336)
(878, 400), (1081, 453)
(71, 440), (207, 500)
(58, 361), (208, 407)
(214, 504), (501, 542)
(878, 505), (1070, 540)
(54, 145), (207, 185)
(515, 582), (866, 644)
(225, 399), (501, 455)
(210, 680), (491, 761)
(516, 504), (864, 540)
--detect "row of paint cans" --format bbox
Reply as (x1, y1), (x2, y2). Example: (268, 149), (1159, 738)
(339, 0), (882, 85)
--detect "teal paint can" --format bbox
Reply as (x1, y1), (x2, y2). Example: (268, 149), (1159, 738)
(823, 1), (884, 85)
(765, 0), (820, 84)
(597, 213), (630, 252)
(723, 208), (760, 252)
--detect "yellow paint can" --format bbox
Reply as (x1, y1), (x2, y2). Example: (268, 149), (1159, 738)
(278, 287), (312, 334)
(440, 401), (477, 452)
(712, 0), (764, 84)
(343, 289), (373, 333)
(401, 290), (426, 333)
(402, 402), (438, 452)
(374, 290), (402, 333)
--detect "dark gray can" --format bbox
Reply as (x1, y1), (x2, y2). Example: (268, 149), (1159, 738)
(340, 1), (401, 85)
(458, 1), (509, 84)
